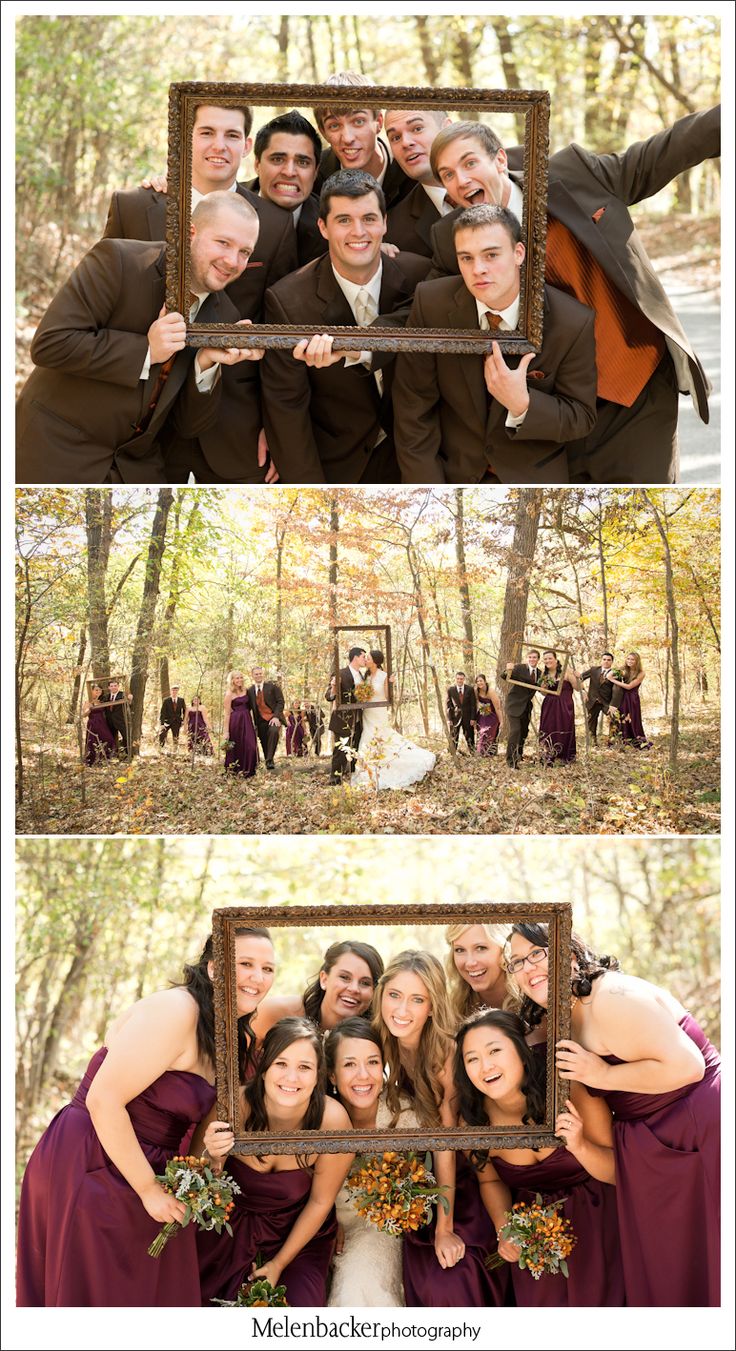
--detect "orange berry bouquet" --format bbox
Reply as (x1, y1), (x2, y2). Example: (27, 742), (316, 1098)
(352, 680), (374, 704)
(147, 1154), (240, 1258)
(488, 1193), (576, 1279)
(345, 1151), (449, 1235)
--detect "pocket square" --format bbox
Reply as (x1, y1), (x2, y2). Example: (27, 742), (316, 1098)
(245, 260), (264, 269)
(527, 370), (546, 380)
(592, 206), (606, 223)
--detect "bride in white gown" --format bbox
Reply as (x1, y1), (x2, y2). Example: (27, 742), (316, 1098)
(324, 1018), (420, 1307)
(351, 650), (436, 791)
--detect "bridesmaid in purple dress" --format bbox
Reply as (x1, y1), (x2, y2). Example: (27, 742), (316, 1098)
(186, 695), (213, 755)
(455, 1009), (623, 1305)
(83, 683), (116, 765)
(538, 650), (579, 764)
(509, 922), (720, 1306)
(16, 926), (275, 1306)
(196, 1018), (353, 1306)
(223, 670), (258, 777)
(473, 675), (501, 756)
(292, 707), (307, 757)
(373, 951), (507, 1307)
(608, 650), (652, 749)
(285, 708), (296, 755)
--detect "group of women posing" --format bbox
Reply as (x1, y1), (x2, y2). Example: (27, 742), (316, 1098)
(17, 918), (719, 1308)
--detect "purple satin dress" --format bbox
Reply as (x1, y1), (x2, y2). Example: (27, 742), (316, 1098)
(198, 1156), (337, 1306)
(476, 697), (500, 756)
(538, 681), (576, 764)
(403, 1153), (509, 1307)
(224, 695), (258, 777)
(293, 719), (306, 756)
(619, 685), (652, 748)
(285, 714), (296, 755)
(187, 709), (213, 755)
(491, 1147), (623, 1305)
(16, 1047), (215, 1307)
(85, 706), (116, 765)
(588, 1013), (720, 1306)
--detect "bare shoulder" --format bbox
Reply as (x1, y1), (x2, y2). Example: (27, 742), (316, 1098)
(321, 1096), (353, 1130)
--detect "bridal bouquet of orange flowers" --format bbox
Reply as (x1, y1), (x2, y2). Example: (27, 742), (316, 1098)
(352, 680), (374, 704)
(345, 1151), (449, 1235)
(147, 1154), (240, 1258)
(487, 1194), (576, 1279)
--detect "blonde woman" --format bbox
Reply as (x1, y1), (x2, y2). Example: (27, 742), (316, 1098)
(444, 923), (511, 1021)
(223, 671), (258, 777)
(608, 651), (652, 749)
(373, 951), (506, 1307)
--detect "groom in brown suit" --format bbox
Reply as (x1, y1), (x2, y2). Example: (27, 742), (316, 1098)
(325, 647), (367, 784)
(16, 193), (261, 484)
(427, 111), (720, 482)
(261, 170), (431, 482)
(392, 205), (597, 483)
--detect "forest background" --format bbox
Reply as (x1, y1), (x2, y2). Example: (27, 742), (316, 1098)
(15, 11), (722, 479)
(15, 485), (721, 835)
(14, 834), (720, 1181)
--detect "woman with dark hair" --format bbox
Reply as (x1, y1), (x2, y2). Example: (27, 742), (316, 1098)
(350, 650), (437, 790)
(537, 650), (579, 765)
(507, 923), (720, 1306)
(196, 1017), (353, 1306)
(473, 675), (501, 756)
(83, 682), (116, 764)
(254, 940), (384, 1039)
(455, 1008), (622, 1305)
(16, 927), (274, 1307)
(374, 951), (505, 1308)
(324, 1018), (409, 1306)
(608, 651), (652, 749)
(186, 695), (214, 755)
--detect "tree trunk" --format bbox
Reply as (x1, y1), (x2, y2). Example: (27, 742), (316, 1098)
(276, 15), (289, 82)
(414, 16), (441, 84)
(596, 505), (609, 647)
(85, 489), (112, 677)
(305, 17), (319, 81)
(489, 18), (525, 141)
(454, 488), (475, 667)
(328, 494), (339, 629)
(66, 626), (88, 723)
(129, 489), (173, 754)
(407, 543), (455, 754)
(497, 490), (543, 727)
(642, 490), (681, 769)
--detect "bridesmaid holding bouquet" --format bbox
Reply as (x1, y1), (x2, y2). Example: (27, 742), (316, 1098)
(538, 650), (579, 765)
(608, 651), (652, 748)
(473, 675), (501, 756)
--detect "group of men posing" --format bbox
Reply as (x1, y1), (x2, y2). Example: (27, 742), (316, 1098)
(16, 74), (719, 486)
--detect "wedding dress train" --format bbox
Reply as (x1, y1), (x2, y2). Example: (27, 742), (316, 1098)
(351, 671), (436, 791)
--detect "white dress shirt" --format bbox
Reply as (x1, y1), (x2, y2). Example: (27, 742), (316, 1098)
(477, 294), (527, 428)
(422, 183), (453, 215)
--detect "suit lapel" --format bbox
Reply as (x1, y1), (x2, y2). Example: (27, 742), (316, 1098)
(315, 257), (356, 327)
(449, 281), (488, 429)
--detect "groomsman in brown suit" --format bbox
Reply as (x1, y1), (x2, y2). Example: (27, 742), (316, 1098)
(427, 111), (720, 482)
(313, 72), (413, 209)
(501, 651), (543, 768)
(246, 666), (286, 770)
(392, 205), (597, 483)
(261, 170), (431, 483)
(580, 653), (623, 740)
(16, 193), (262, 484)
(103, 102), (297, 483)
(383, 106), (454, 257)
(246, 110), (326, 267)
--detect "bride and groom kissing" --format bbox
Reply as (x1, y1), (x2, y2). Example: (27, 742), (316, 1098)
(326, 646), (436, 791)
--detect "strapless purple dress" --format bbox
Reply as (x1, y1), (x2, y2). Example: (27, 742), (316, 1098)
(491, 1146), (623, 1305)
(16, 1047), (215, 1306)
(224, 695), (257, 777)
(403, 1152), (509, 1307)
(187, 709), (213, 755)
(476, 698), (500, 756)
(197, 1156), (337, 1306)
(619, 686), (652, 748)
(538, 681), (576, 764)
(587, 1012), (719, 1306)
(85, 706), (116, 764)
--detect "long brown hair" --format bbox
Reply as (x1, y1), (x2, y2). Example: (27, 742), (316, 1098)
(372, 951), (457, 1128)
(243, 1017), (325, 1168)
(623, 651), (643, 680)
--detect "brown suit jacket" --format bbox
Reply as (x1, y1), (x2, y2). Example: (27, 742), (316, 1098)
(428, 107), (720, 422)
(385, 183), (441, 257)
(392, 278), (597, 483)
(103, 182), (298, 480)
(316, 140), (413, 209)
(261, 250), (431, 482)
(245, 178), (326, 267)
(15, 240), (236, 484)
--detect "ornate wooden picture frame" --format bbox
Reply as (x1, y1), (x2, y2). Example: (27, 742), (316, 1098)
(211, 901), (571, 1155)
(508, 643), (571, 696)
(83, 673), (130, 711)
(166, 81), (549, 354)
(332, 623), (393, 712)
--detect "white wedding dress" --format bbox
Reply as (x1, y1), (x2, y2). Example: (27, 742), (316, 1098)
(328, 1097), (420, 1307)
(351, 671), (436, 791)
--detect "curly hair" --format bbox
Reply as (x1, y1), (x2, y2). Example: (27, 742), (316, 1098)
(444, 922), (512, 1023)
(507, 922), (620, 1030)
(454, 1009), (547, 1166)
(243, 1017), (326, 1168)
(302, 941), (384, 1028)
(372, 950), (457, 1128)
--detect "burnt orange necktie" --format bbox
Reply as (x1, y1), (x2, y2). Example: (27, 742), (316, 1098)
(544, 215), (664, 406)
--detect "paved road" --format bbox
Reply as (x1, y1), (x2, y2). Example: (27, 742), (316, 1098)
(670, 286), (720, 483)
